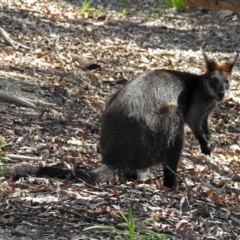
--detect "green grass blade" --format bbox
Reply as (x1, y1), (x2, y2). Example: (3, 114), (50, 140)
(135, 218), (155, 229)
(127, 206), (135, 240)
(139, 229), (172, 239)
(116, 236), (128, 240)
(161, 0), (186, 9)
(118, 210), (128, 224)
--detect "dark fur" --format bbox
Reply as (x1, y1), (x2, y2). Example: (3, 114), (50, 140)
(38, 52), (238, 188)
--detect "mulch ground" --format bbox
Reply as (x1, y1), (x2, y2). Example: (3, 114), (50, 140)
(0, 0), (239, 239)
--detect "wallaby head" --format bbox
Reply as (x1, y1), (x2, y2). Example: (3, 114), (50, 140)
(202, 50), (239, 102)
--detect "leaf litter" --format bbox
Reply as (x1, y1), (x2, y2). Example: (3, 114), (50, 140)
(0, 0), (240, 239)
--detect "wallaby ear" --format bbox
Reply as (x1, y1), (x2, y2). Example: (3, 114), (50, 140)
(201, 49), (215, 72)
(226, 53), (239, 72)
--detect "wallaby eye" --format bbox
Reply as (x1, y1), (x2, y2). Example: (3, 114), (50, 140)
(225, 79), (229, 85)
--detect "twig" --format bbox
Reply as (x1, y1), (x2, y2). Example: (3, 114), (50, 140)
(26, 99), (57, 107)
(7, 154), (42, 161)
(165, 165), (200, 196)
(15, 7), (40, 13)
(214, 169), (240, 199)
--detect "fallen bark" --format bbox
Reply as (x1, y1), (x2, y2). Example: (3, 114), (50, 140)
(0, 90), (37, 109)
(71, 54), (101, 71)
(183, 0), (240, 12)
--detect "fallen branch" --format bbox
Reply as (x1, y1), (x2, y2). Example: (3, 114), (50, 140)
(0, 90), (37, 109)
(0, 27), (30, 50)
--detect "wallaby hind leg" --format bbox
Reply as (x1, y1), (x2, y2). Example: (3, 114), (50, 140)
(124, 168), (159, 182)
(124, 168), (161, 182)
(140, 164), (163, 182)
(163, 130), (184, 188)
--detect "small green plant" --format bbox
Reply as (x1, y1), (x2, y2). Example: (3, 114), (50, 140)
(152, 13), (160, 21)
(80, 0), (91, 13)
(213, 19), (220, 25)
(119, 0), (127, 8)
(83, 205), (171, 240)
(0, 137), (10, 161)
(0, 137), (10, 193)
(97, 6), (103, 16)
(184, 12), (190, 18)
(120, 8), (128, 16)
(161, 0), (187, 9)
(118, 0), (129, 16)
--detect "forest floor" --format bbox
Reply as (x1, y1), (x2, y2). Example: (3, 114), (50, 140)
(0, 0), (240, 239)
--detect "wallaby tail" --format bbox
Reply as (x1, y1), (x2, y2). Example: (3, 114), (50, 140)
(90, 164), (117, 183)
(36, 164), (116, 184)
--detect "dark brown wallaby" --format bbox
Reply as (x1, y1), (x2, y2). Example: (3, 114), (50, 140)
(37, 51), (238, 188)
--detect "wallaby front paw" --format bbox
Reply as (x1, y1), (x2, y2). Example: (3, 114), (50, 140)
(201, 142), (212, 155)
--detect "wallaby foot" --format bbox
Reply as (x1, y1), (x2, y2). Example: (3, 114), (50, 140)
(200, 141), (212, 155)
(163, 165), (177, 188)
(137, 168), (156, 182)
(163, 134), (183, 188)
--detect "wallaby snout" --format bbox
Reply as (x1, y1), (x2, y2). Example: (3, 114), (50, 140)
(213, 78), (228, 101)
(216, 92), (225, 101)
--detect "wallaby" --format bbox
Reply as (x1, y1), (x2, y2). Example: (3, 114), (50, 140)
(36, 51), (238, 188)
